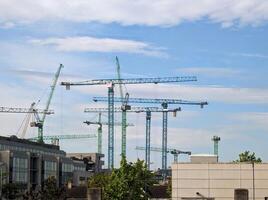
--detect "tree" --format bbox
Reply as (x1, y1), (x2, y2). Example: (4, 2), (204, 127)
(40, 176), (66, 200)
(88, 172), (111, 188)
(2, 183), (23, 199)
(166, 177), (172, 199)
(88, 157), (156, 200)
(235, 151), (262, 163)
(104, 156), (156, 200)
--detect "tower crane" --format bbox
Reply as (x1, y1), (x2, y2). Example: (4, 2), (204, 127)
(116, 57), (131, 158)
(135, 146), (191, 164)
(30, 64), (64, 143)
(28, 133), (97, 146)
(0, 105), (54, 114)
(83, 112), (134, 154)
(84, 106), (180, 170)
(93, 97), (207, 178)
(62, 75), (197, 169)
(212, 135), (220, 157)
(0, 103), (54, 138)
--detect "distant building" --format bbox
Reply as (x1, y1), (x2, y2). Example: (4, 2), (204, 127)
(172, 154), (268, 200)
(0, 135), (90, 191)
(67, 153), (104, 173)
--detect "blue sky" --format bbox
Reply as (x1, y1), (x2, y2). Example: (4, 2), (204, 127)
(0, 1), (268, 168)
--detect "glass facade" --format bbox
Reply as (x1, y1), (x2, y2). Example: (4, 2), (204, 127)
(74, 165), (86, 171)
(12, 157), (28, 183)
(44, 160), (57, 180)
(62, 163), (74, 172)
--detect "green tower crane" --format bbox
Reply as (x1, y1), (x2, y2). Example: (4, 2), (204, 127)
(0, 104), (54, 138)
(31, 64), (64, 143)
(116, 57), (131, 158)
(135, 146), (191, 167)
(28, 133), (97, 145)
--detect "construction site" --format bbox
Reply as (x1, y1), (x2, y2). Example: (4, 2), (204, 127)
(0, 1), (267, 200)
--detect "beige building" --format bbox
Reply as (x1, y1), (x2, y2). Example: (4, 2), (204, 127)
(172, 155), (268, 200)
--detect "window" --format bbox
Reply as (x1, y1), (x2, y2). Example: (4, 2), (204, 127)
(44, 160), (57, 180)
(234, 189), (248, 200)
(12, 157), (28, 183)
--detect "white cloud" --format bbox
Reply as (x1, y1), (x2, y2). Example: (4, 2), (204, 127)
(177, 67), (241, 77)
(123, 84), (268, 105)
(230, 112), (268, 130)
(234, 53), (268, 59)
(0, 22), (15, 29)
(30, 36), (166, 56)
(0, 0), (268, 27)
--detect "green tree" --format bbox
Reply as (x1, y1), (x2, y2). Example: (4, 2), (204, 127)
(104, 156), (156, 200)
(23, 177), (65, 200)
(88, 172), (111, 189)
(235, 151), (262, 163)
(2, 183), (23, 199)
(23, 188), (41, 200)
(166, 177), (172, 199)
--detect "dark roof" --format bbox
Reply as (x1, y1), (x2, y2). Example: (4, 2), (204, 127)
(0, 135), (60, 150)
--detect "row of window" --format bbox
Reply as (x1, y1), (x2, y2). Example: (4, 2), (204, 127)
(62, 163), (74, 172)
(74, 165), (86, 172)
(0, 143), (65, 157)
(11, 158), (86, 184)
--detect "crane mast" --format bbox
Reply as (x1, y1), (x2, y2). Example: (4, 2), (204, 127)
(62, 75), (197, 169)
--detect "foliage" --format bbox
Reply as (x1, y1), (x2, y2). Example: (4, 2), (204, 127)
(235, 151), (262, 163)
(2, 183), (23, 199)
(166, 177), (172, 199)
(23, 176), (65, 200)
(23, 188), (41, 200)
(40, 176), (66, 200)
(88, 172), (111, 189)
(88, 156), (156, 200)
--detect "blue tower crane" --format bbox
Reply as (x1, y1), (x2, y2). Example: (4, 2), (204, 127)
(61, 76), (196, 169)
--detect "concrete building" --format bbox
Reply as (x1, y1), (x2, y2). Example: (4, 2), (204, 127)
(172, 155), (268, 200)
(0, 135), (89, 191)
(67, 153), (104, 173)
